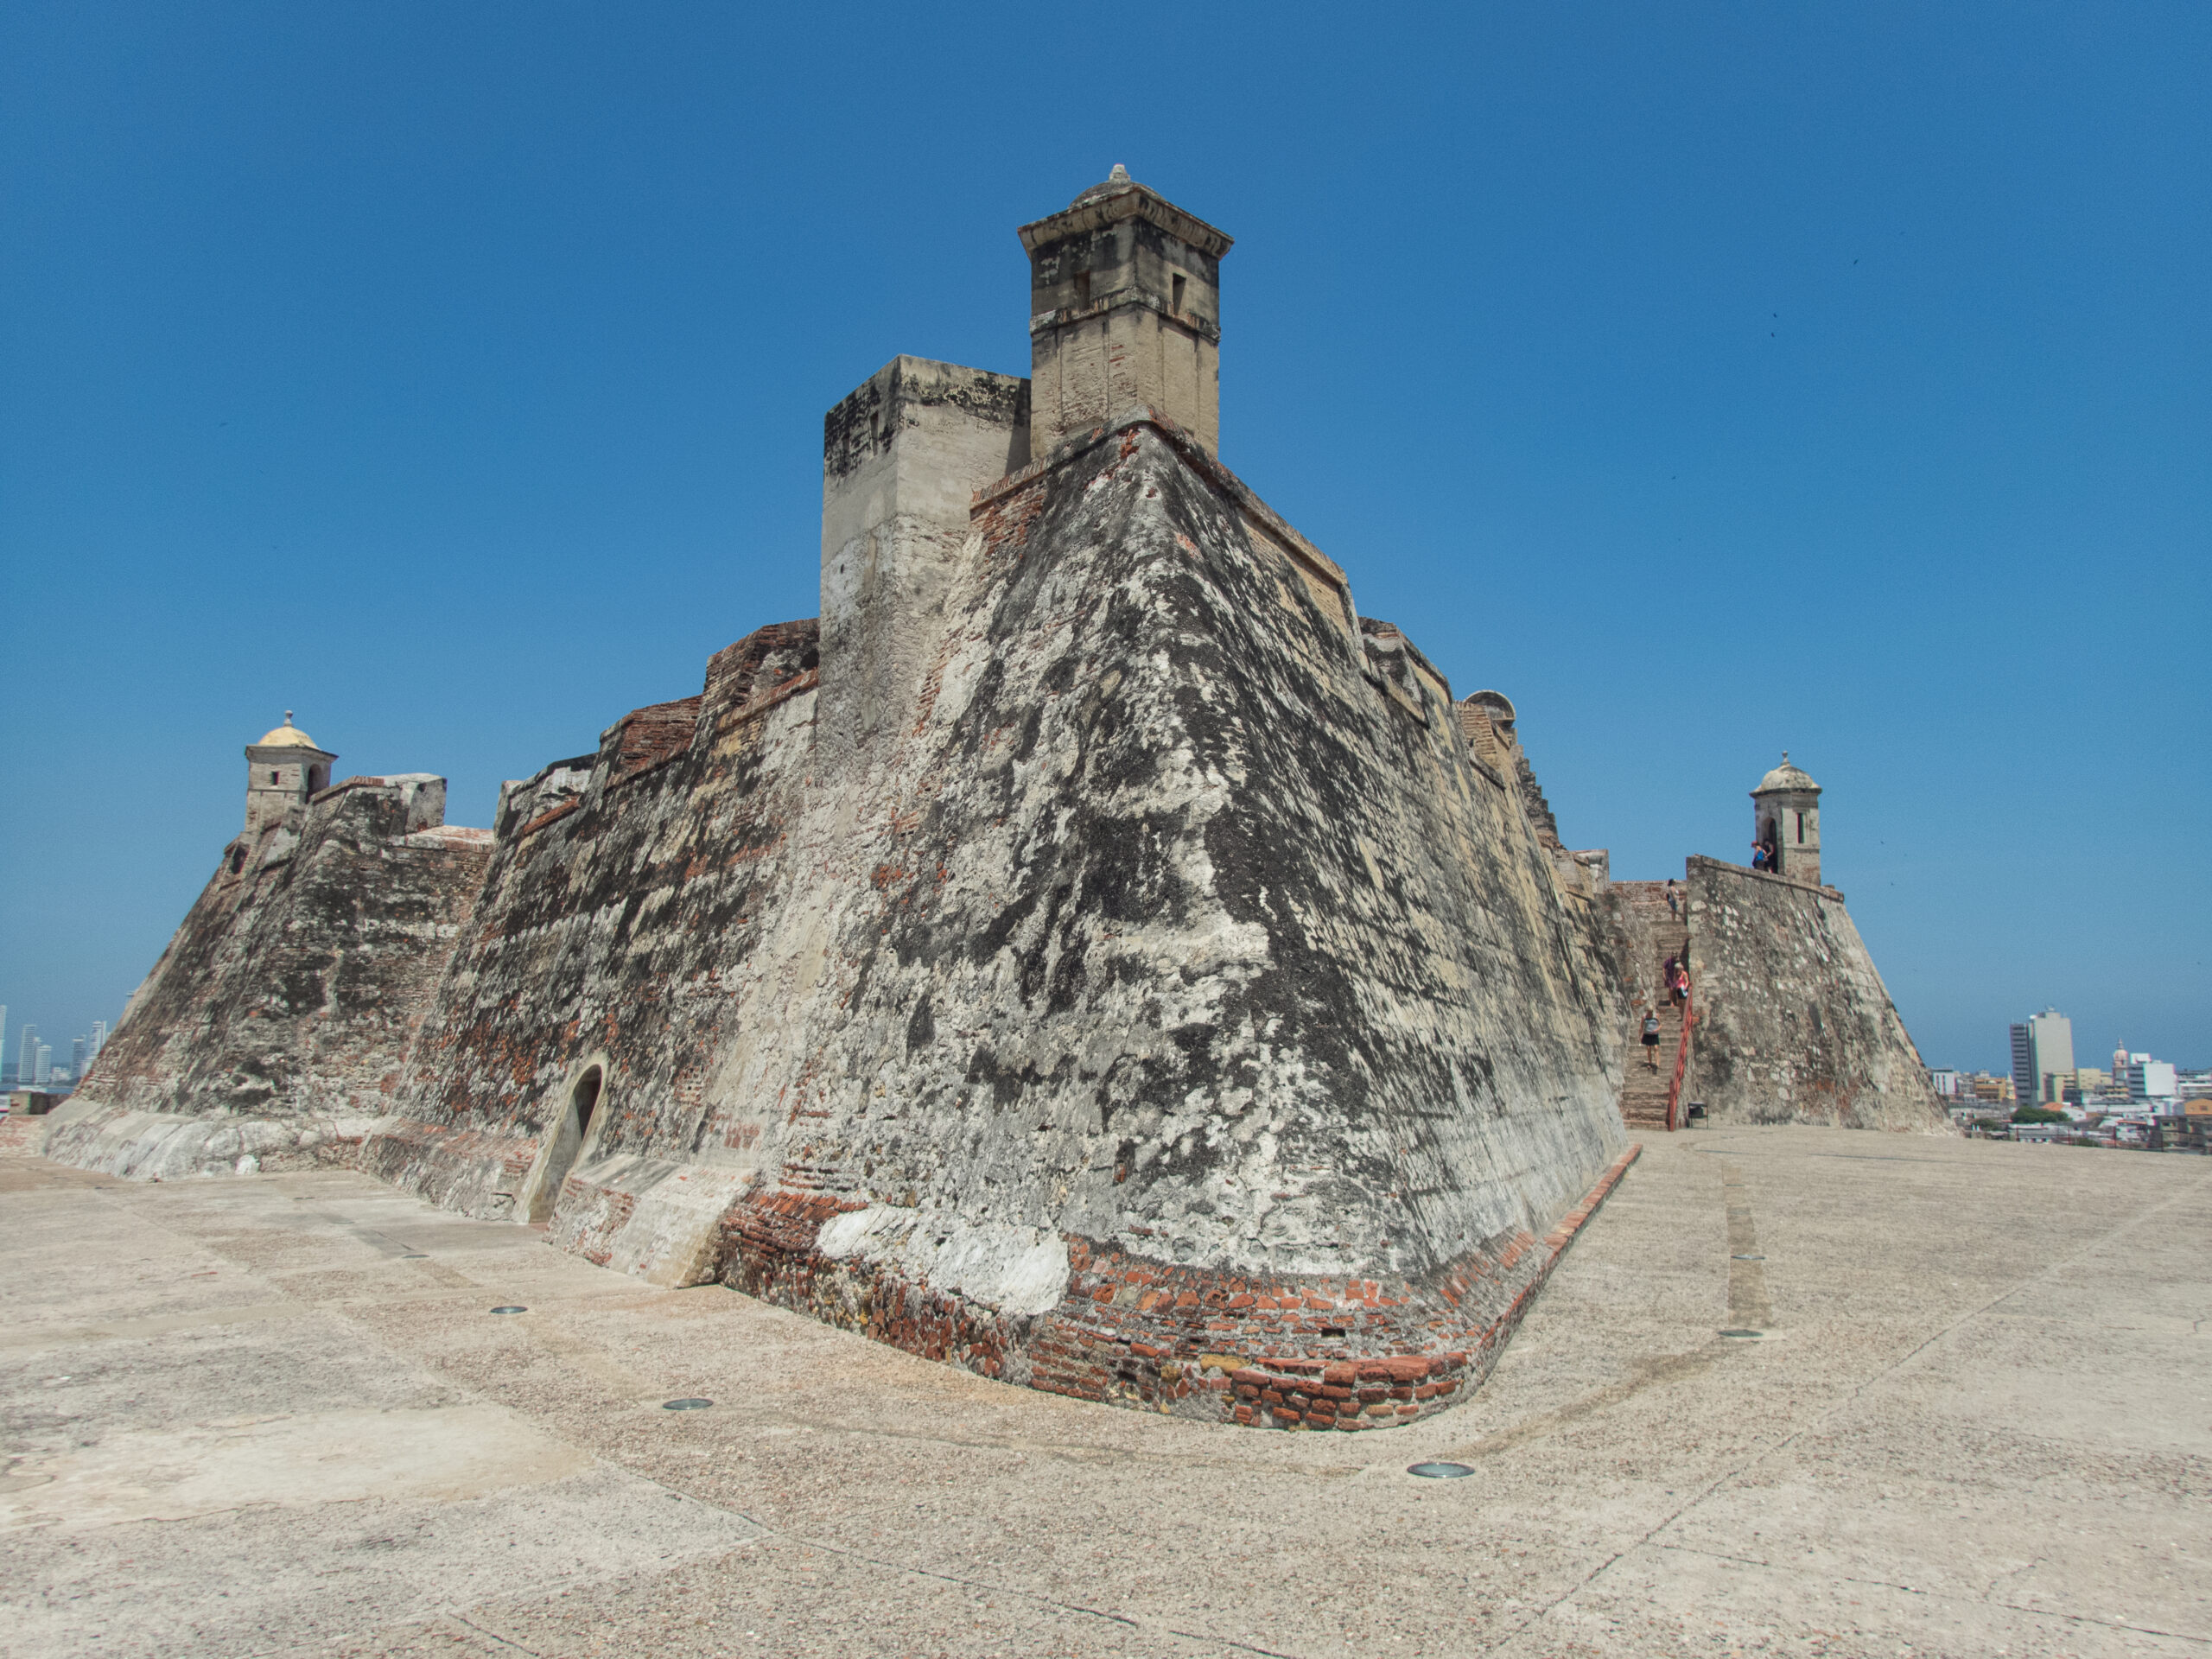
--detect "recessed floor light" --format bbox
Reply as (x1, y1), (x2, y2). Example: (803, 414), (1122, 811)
(1719, 1328), (1763, 1339)
(490, 1306), (527, 1314)
(1407, 1461), (1474, 1479)
(663, 1397), (714, 1411)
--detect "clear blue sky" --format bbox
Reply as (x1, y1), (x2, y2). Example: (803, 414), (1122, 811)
(3, 3), (2204, 1077)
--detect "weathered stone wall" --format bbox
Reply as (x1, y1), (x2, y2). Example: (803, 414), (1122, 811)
(29, 167), (1955, 1431)
(718, 413), (1631, 1407)
(358, 621), (828, 1278)
(1600, 880), (1673, 1020)
(48, 776), (492, 1176)
(1682, 856), (1946, 1132)
(820, 357), (1031, 783)
(360, 405), (1634, 1417)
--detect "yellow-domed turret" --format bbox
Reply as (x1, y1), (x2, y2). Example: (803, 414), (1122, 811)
(242, 710), (338, 842)
(256, 711), (321, 749)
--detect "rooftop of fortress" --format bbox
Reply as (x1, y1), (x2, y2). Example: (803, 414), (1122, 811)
(48, 170), (1942, 1472)
(7, 1125), (2198, 1656)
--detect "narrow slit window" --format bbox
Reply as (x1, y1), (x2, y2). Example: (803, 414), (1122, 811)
(270, 770), (280, 784)
(1796, 811), (1804, 843)
(1171, 273), (1185, 312)
(1074, 270), (1091, 307)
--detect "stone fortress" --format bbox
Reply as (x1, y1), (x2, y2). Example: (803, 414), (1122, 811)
(43, 171), (1943, 1431)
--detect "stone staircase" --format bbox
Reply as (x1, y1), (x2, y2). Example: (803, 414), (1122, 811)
(1613, 882), (1691, 1133)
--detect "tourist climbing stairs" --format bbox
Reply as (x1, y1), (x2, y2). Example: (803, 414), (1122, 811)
(1614, 883), (1693, 1133)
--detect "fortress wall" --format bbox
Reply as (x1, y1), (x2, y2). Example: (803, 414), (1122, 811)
(366, 359), (1037, 1282)
(359, 620), (824, 1277)
(46, 779), (492, 1178)
(359, 406), (1632, 1418)
(708, 410), (1632, 1422)
(1601, 880), (1673, 1020)
(1683, 856), (1947, 1132)
(41, 388), (1643, 1427)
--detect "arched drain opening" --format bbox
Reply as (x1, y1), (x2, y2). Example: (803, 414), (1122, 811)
(527, 1065), (605, 1224)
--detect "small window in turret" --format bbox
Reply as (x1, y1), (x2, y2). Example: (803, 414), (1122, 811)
(1172, 273), (1185, 313)
(1074, 270), (1091, 307)
(270, 770), (280, 784)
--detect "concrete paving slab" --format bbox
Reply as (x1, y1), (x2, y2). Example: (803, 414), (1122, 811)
(2, 1128), (2206, 1657)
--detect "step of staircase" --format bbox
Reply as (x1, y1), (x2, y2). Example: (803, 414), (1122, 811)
(1608, 882), (1694, 1131)
(1618, 984), (1688, 1126)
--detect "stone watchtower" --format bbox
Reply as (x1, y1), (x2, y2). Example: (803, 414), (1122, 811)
(1020, 164), (1233, 458)
(243, 713), (335, 840)
(1751, 753), (1821, 885)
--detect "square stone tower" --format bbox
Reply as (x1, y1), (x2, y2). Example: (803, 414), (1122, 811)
(1020, 166), (1233, 458)
(818, 356), (1030, 779)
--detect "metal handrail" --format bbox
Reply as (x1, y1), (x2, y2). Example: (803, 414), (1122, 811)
(1665, 989), (1695, 1132)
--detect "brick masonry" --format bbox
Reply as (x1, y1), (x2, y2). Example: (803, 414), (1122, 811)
(353, 408), (1638, 1393)
(718, 1143), (1642, 1428)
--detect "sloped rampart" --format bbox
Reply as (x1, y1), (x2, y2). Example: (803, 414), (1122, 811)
(1683, 856), (1945, 1132)
(48, 779), (491, 1177)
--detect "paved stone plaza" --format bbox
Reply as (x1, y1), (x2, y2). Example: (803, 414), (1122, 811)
(4, 1127), (2205, 1657)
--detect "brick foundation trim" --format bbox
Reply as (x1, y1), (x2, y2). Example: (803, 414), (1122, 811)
(718, 1143), (1643, 1430)
(719, 1192), (1031, 1382)
(358, 1118), (541, 1220)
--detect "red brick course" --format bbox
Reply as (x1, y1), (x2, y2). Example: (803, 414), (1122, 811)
(718, 1143), (1641, 1430)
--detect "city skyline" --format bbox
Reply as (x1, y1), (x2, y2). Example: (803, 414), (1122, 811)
(4, 1007), (111, 1088)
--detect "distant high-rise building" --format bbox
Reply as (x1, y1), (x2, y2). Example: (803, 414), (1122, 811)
(16, 1024), (36, 1086)
(2125, 1053), (2177, 1103)
(88, 1020), (108, 1060)
(34, 1043), (51, 1084)
(2010, 1008), (2075, 1106)
(0, 1005), (8, 1082)
(71, 1036), (86, 1075)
